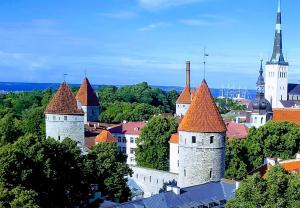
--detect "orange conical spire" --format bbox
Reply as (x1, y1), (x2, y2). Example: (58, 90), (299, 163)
(179, 80), (226, 133)
(45, 82), (84, 115)
(76, 77), (99, 106)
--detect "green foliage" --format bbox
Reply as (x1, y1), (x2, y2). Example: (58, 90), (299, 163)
(86, 143), (132, 202)
(98, 83), (179, 123)
(226, 166), (300, 208)
(135, 115), (178, 171)
(215, 98), (247, 114)
(225, 121), (300, 179)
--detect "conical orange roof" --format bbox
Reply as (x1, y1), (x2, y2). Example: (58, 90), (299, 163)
(176, 86), (194, 104)
(179, 80), (226, 133)
(76, 77), (99, 106)
(95, 130), (117, 143)
(45, 82), (84, 115)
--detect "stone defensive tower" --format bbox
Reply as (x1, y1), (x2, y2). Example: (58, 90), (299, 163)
(76, 77), (100, 124)
(177, 80), (226, 188)
(176, 61), (194, 117)
(45, 82), (84, 146)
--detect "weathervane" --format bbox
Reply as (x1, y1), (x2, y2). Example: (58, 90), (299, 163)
(63, 73), (68, 82)
(203, 47), (209, 79)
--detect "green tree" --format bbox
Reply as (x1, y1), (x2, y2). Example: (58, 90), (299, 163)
(135, 115), (178, 171)
(21, 107), (45, 138)
(0, 113), (22, 146)
(86, 143), (132, 202)
(226, 166), (300, 208)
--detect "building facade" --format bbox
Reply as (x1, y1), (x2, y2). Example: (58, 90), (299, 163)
(169, 133), (179, 174)
(109, 121), (146, 165)
(76, 77), (100, 124)
(45, 82), (85, 146)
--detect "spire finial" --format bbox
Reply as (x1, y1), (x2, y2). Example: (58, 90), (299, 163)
(203, 47), (209, 80)
(278, 0), (281, 13)
(260, 59), (263, 76)
(63, 73), (68, 82)
(84, 69), (87, 78)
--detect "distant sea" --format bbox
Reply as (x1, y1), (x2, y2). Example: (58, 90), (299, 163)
(0, 82), (256, 100)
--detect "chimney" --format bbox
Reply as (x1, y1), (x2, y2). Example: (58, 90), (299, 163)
(186, 61), (191, 90)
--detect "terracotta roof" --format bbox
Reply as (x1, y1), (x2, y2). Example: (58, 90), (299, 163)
(226, 122), (249, 139)
(169, 133), (179, 144)
(179, 80), (226, 133)
(108, 121), (146, 135)
(176, 86), (194, 104)
(95, 130), (117, 143)
(45, 82), (84, 115)
(273, 108), (300, 125)
(76, 77), (99, 106)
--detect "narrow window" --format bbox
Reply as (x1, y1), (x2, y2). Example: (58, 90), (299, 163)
(178, 147), (179, 154)
(157, 179), (158, 184)
(177, 160), (179, 167)
(144, 177), (145, 181)
(58, 136), (61, 141)
(261, 117), (263, 124)
(136, 174), (138, 179)
(192, 136), (196, 143)
(209, 168), (213, 179)
(184, 169), (186, 177)
(130, 137), (134, 143)
(64, 116), (67, 121)
(150, 176), (152, 182)
(210, 136), (214, 144)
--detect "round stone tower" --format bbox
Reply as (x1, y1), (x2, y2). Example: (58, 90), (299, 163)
(45, 82), (85, 146)
(76, 77), (100, 124)
(177, 80), (227, 188)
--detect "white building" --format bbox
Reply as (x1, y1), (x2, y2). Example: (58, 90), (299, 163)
(108, 121), (146, 165)
(265, 0), (300, 109)
(176, 61), (194, 117)
(76, 77), (100, 124)
(247, 61), (273, 128)
(45, 82), (85, 146)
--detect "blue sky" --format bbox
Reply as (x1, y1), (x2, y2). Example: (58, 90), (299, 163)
(0, 0), (300, 89)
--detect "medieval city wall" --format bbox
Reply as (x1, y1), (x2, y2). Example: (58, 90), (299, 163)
(130, 166), (178, 198)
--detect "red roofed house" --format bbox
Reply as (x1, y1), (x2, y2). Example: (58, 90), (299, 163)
(226, 122), (249, 140)
(76, 76), (100, 124)
(176, 61), (195, 117)
(108, 121), (146, 165)
(45, 82), (85, 147)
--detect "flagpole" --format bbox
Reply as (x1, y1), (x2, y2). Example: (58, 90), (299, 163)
(203, 48), (209, 80)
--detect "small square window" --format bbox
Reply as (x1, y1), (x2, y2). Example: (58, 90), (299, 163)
(64, 116), (67, 121)
(210, 136), (214, 144)
(192, 136), (196, 143)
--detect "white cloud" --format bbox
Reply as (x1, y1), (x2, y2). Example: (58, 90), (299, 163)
(179, 15), (237, 26)
(138, 0), (207, 10)
(99, 11), (137, 20)
(138, 22), (170, 31)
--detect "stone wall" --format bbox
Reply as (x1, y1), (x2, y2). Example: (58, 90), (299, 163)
(169, 143), (179, 174)
(82, 106), (100, 123)
(130, 166), (178, 198)
(45, 114), (84, 146)
(178, 131), (225, 188)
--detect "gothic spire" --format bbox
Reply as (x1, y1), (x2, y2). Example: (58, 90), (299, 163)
(269, 0), (287, 65)
(256, 60), (265, 95)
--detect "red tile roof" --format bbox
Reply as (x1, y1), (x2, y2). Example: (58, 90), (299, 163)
(273, 108), (300, 125)
(76, 77), (99, 106)
(169, 133), (179, 144)
(179, 80), (226, 133)
(108, 122), (146, 135)
(45, 82), (84, 115)
(95, 130), (117, 143)
(176, 86), (194, 104)
(226, 122), (249, 139)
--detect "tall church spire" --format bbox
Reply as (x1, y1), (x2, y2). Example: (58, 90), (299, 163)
(269, 0), (287, 65)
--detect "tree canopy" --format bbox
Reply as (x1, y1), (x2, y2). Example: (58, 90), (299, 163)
(226, 166), (300, 207)
(97, 82), (179, 123)
(225, 121), (300, 179)
(135, 115), (178, 171)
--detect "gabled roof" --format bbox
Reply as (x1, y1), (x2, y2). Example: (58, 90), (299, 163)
(288, 83), (300, 95)
(176, 86), (194, 104)
(45, 82), (84, 115)
(179, 80), (226, 133)
(226, 122), (249, 139)
(76, 77), (99, 106)
(109, 122), (146, 135)
(169, 133), (179, 144)
(95, 130), (117, 143)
